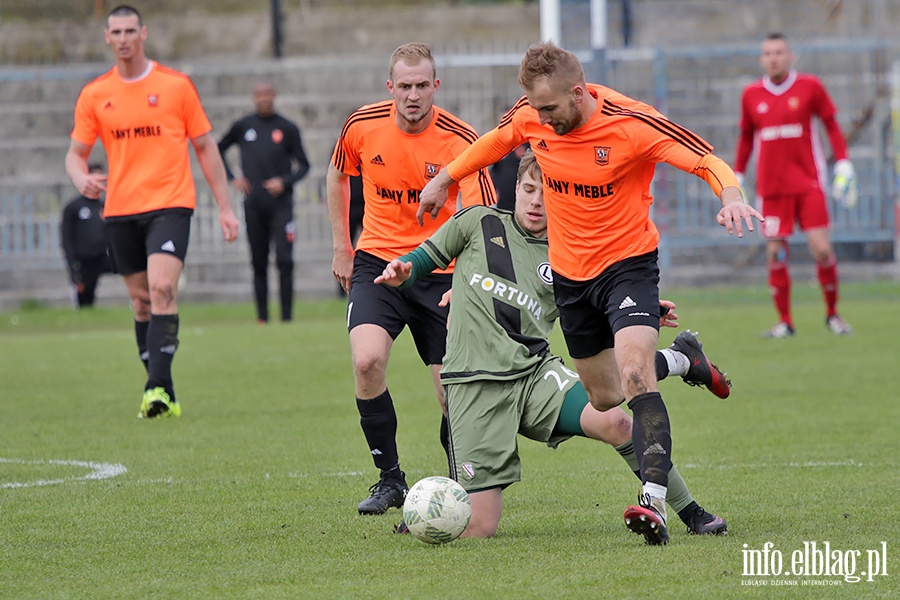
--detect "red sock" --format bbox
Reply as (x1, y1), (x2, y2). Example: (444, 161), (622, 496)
(817, 257), (839, 318)
(768, 252), (792, 327)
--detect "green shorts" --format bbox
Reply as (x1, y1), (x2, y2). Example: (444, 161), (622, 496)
(446, 355), (581, 492)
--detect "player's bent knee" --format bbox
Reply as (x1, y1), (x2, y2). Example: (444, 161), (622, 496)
(352, 354), (388, 383)
(461, 516), (499, 538)
(148, 282), (177, 309)
(584, 386), (625, 411)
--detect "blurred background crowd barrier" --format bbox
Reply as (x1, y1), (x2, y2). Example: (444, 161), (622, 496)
(1, 0), (897, 308)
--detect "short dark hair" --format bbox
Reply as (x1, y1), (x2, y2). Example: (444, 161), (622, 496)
(765, 32), (788, 42)
(107, 5), (142, 27)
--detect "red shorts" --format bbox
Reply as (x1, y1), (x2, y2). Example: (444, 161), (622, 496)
(757, 189), (830, 239)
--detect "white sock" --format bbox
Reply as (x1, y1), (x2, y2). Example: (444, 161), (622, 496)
(643, 482), (668, 521)
(660, 348), (689, 377)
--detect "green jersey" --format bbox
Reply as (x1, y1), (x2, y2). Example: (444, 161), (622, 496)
(420, 206), (558, 384)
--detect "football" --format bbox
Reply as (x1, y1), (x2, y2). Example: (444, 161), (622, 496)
(402, 476), (472, 544)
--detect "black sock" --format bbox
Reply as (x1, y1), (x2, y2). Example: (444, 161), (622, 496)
(627, 392), (672, 487)
(357, 389), (399, 473)
(439, 414), (451, 475)
(135, 320), (150, 373)
(280, 268), (293, 321)
(677, 500), (701, 525)
(655, 351), (668, 381)
(146, 314), (179, 402)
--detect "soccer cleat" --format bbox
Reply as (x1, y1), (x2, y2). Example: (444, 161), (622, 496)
(683, 506), (728, 536)
(670, 330), (731, 399)
(825, 315), (852, 335)
(762, 322), (795, 338)
(138, 387), (181, 419)
(394, 520), (410, 534)
(357, 471), (408, 515)
(624, 493), (669, 545)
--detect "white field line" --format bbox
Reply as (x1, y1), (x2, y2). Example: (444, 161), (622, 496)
(681, 459), (865, 470)
(0, 457), (127, 489)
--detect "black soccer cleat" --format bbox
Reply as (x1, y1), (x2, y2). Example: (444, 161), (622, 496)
(393, 520), (410, 534)
(670, 330), (732, 399)
(357, 471), (408, 515)
(683, 506), (728, 536)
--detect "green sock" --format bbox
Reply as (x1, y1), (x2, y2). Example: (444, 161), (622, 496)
(614, 440), (694, 513)
(665, 464), (694, 514)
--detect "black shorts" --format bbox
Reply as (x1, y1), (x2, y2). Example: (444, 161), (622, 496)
(105, 208), (193, 276)
(347, 250), (450, 365)
(554, 250), (661, 359)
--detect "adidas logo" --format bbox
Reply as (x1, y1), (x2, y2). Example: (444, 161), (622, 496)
(161, 240), (176, 253)
(618, 295), (637, 310)
(489, 235), (505, 248)
(536, 140), (549, 152)
(103, 101), (114, 110)
(370, 155), (385, 166)
(370, 449), (383, 456)
(642, 442), (667, 456)
(160, 344), (177, 355)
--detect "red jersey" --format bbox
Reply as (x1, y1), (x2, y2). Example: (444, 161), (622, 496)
(448, 84), (728, 281)
(332, 101), (495, 268)
(71, 62), (212, 218)
(734, 70), (849, 198)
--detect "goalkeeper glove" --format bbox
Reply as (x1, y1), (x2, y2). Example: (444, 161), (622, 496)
(831, 159), (858, 208)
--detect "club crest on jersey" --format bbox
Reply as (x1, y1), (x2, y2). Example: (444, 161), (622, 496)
(147, 94), (159, 107)
(537, 262), (553, 285)
(425, 162), (441, 179)
(271, 129), (284, 144)
(594, 146), (610, 165)
(756, 101), (769, 114)
(788, 96), (800, 110)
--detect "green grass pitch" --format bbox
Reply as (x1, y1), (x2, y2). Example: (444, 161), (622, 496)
(1, 282), (897, 598)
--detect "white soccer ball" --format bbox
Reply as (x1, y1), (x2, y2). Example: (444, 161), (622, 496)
(402, 476), (472, 544)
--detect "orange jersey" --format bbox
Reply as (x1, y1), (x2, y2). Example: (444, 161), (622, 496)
(70, 62), (212, 218)
(449, 84), (720, 281)
(332, 101), (495, 267)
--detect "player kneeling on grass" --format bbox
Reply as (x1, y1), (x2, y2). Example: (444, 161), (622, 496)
(375, 150), (729, 542)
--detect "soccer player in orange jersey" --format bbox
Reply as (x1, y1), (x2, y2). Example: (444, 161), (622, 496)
(65, 5), (240, 419)
(327, 42), (495, 516)
(419, 41), (761, 545)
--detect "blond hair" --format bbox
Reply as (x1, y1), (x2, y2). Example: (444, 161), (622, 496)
(389, 42), (436, 80)
(517, 41), (585, 91)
